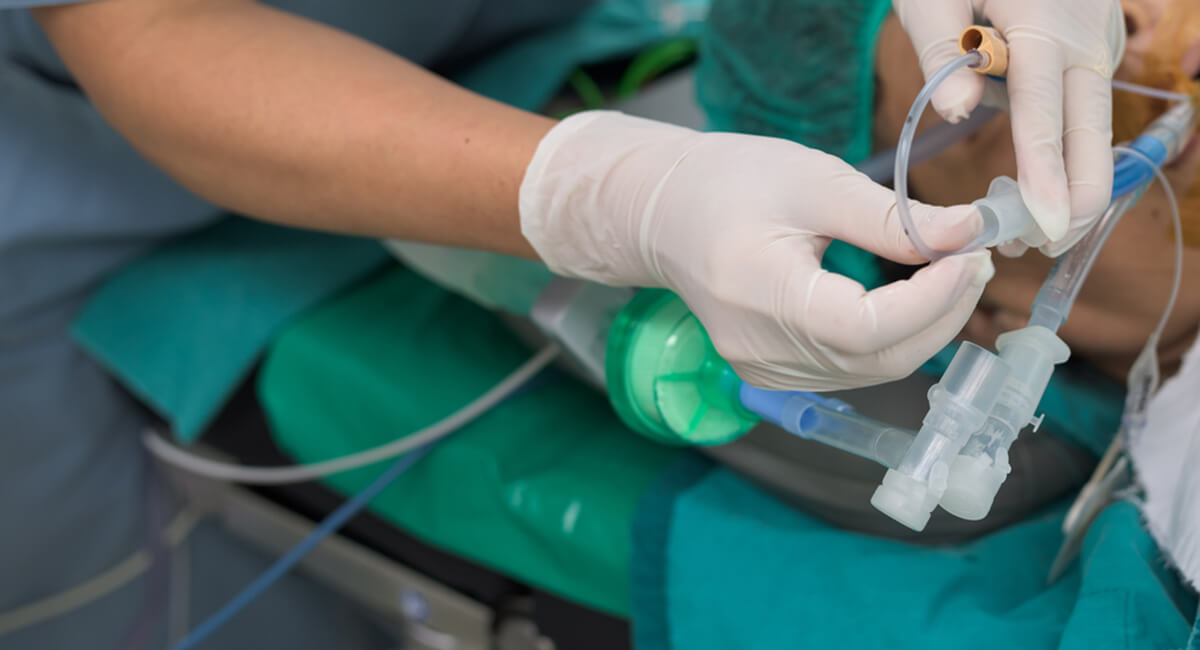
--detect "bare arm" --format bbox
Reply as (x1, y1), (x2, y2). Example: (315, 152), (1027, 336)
(34, 0), (554, 257)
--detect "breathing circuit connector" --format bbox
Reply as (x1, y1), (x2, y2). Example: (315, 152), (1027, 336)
(869, 343), (1011, 531)
(968, 176), (1046, 251)
(938, 326), (1070, 520)
(605, 289), (916, 469)
(959, 26), (1008, 77)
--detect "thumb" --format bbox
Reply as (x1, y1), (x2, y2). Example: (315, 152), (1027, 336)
(815, 168), (983, 264)
(894, 0), (983, 123)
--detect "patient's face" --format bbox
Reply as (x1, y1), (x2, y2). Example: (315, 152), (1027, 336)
(873, 0), (1200, 378)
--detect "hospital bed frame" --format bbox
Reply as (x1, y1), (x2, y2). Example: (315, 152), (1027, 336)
(164, 378), (633, 650)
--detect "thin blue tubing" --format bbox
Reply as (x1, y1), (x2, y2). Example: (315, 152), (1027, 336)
(169, 446), (432, 650)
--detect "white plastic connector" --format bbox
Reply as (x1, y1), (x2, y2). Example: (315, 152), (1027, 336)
(971, 176), (1048, 250)
(938, 326), (1069, 522)
(870, 342), (1011, 531)
(939, 453), (1010, 520)
(871, 469), (942, 532)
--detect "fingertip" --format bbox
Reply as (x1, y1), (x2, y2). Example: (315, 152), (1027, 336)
(903, 203), (983, 258)
(935, 204), (984, 253)
(1018, 173), (1071, 242)
(1067, 170), (1112, 227)
(860, 254), (992, 379)
(937, 253), (992, 322)
(922, 249), (991, 298)
(1039, 222), (1093, 257)
(912, 249), (988, 314)
(965, 249), (994, 287)
(997, 240), (1028, 258)
(909, 249), (980, 299)
(828, 186), (979, 265)
(931, 71), (985, 123)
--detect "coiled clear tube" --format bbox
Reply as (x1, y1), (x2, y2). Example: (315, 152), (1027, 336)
(893, 51), (986, 262)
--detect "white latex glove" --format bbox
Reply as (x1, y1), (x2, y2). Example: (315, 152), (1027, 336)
(520, 112), (994, 391)
(894, 0), (1126, 257)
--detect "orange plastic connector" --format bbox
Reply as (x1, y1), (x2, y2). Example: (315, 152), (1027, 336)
(959, 25), (1008, 77)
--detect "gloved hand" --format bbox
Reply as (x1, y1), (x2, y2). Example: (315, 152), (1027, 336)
(520, 112), (994, 391)
(894, 0), (1127, 257)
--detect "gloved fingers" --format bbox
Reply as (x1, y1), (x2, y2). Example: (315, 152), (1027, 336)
(1045, 66), (1115, 255)
(1006, 33), (1072, 242)
(894, 0), (982, 123)
(730, 362), (888, 393)
(1039, 218), (1097, 257)
(818, 170), (982, 264)
(845, 252), (993, 381)
(997, 240), (1029, 258)
(802, 250), (993, 356)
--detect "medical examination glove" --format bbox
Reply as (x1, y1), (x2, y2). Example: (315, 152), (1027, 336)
(520, 112), (994, 391)
(894, 0), (1126, 257)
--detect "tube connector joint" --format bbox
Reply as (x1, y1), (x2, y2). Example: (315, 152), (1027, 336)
(971, 176), (1047, 250)
(959, 26), (1008, 77)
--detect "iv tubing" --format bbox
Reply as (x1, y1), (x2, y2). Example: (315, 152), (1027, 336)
(144, 344), (561, 484)
(1111, 79), (1191, 103)
(1117, 146), (1184, 365)
(169, 446), (432, 650)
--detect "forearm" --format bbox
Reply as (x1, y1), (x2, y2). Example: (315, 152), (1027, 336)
(34, 0), (552, 257)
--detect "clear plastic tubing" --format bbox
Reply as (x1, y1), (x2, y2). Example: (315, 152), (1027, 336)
(1115, 145), (1185, 424)
(1110, 79), (1191, 103)
(1029, 132), (1190, 332)
(856, 107), (998, 184)
(1027, 192), (1138, 332)
(738, 384), (915, 469)
(893, 51), (987, 262)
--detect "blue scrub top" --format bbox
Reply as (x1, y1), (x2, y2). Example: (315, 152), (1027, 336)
(0, 2), (589, 648)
